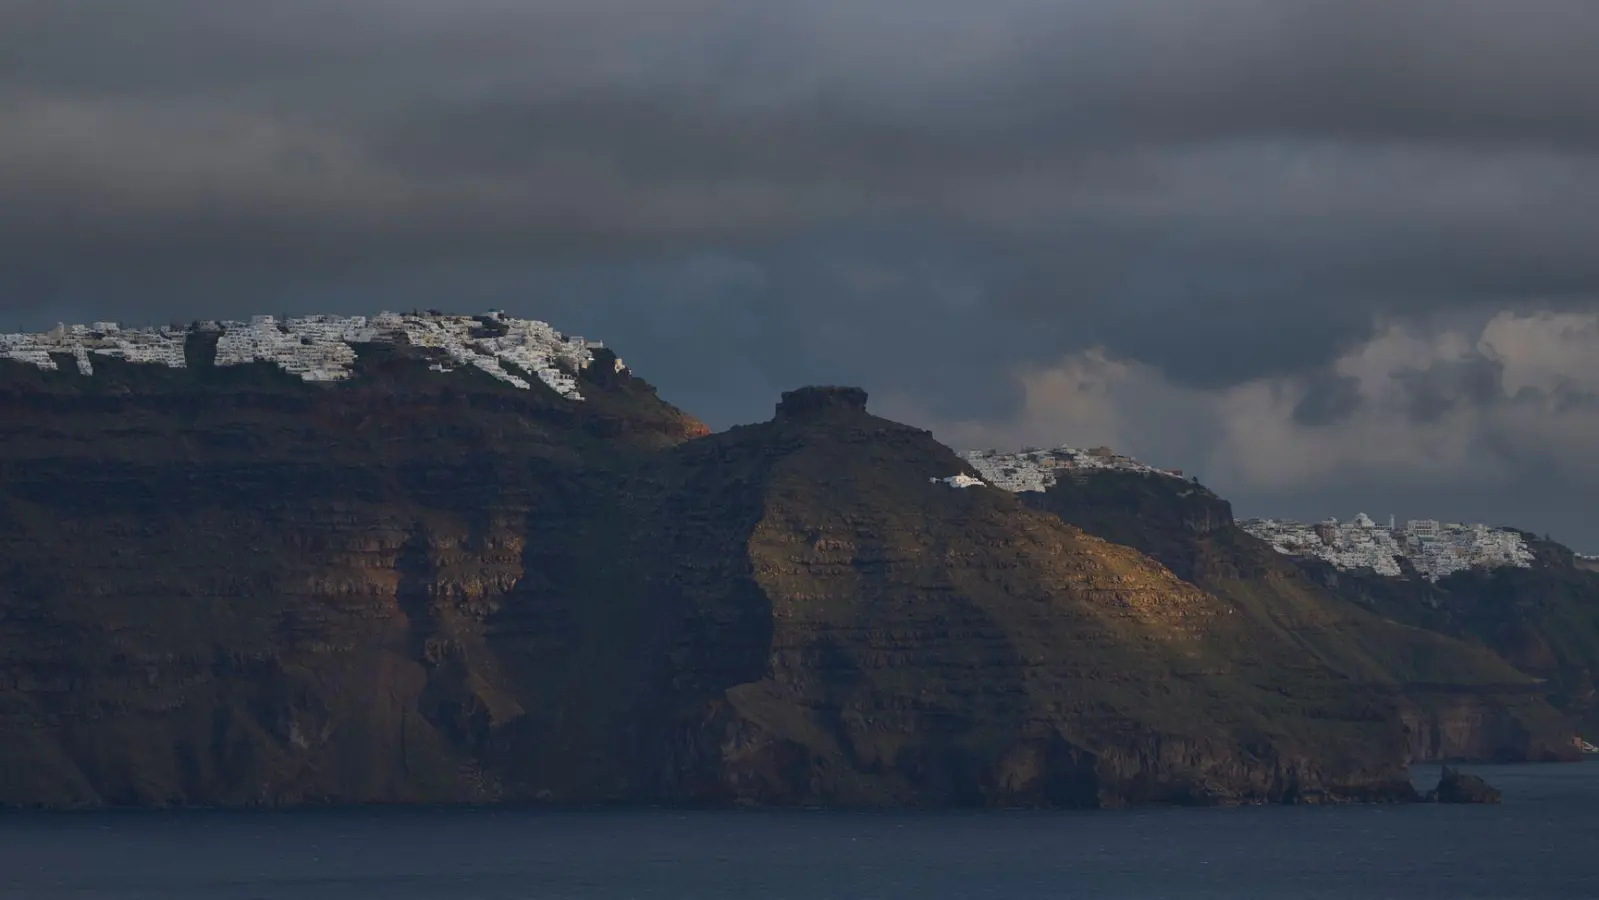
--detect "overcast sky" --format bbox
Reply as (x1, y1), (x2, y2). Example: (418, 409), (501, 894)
(4, 1), (1599, 547)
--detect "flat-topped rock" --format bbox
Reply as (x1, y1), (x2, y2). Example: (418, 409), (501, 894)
(776, 386), (869, 421)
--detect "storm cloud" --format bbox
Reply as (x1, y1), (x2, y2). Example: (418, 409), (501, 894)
(3, 1), (1599, 543)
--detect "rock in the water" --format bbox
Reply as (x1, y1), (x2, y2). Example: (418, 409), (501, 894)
(1428, 766), (1503, 804)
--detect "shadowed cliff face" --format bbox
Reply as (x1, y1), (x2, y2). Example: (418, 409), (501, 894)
(0, 345), (707, 807)
(1020, 472), (1580, 763)
(0, 367), (1468, 808)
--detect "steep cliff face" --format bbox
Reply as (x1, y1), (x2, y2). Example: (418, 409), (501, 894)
(0, 361), (1419, 808)
(0, 348), (1518, 807)
(1019, 472), (1578, 762)
(0, 343), (706, 807)
(1399, 696), (1568, 764)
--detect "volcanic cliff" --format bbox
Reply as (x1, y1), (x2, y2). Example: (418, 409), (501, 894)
(1004, 468), (1581, 762)
(0, 316), (1577, 807)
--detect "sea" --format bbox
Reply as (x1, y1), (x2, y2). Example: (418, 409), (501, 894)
(2, 762), (1596, 899)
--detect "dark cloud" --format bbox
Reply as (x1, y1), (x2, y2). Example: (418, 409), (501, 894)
(1293, 372), (1364, 426)
(1391, 355), (1505, 423)
(3, 1), (1599, 542)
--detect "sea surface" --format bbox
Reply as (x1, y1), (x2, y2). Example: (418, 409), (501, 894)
(2, 762), (1596, 899)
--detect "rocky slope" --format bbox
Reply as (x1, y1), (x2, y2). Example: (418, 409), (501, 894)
(0, 324), (1565, 808)
(1013, 470), (1580, 762)
(1298, 540), (1599, 738)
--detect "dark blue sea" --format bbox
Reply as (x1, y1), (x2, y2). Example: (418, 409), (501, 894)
(3, 762), (1596, 899)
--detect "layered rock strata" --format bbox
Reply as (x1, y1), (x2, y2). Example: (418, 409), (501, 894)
(0, 343), (1560, 808)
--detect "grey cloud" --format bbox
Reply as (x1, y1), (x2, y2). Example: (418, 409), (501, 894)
(1390, 355), (1506, 423)
(11, 1), (1599, 143)
(1383, 347), (1599, 427)
(1293, 372), (1364, 426)
(4, 1), (1599, 541)
(1546, 384), (1599, 413)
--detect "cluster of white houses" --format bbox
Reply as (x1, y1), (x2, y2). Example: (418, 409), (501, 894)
(1238, 514), (1536, 581)
(0, 311), (614, 400)
(212, 315), (366, 383)
(961, 446), (1186, 493)
(0, 321), (188, 377)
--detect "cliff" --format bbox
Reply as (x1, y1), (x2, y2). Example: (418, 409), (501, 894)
(0, 339), (1429, 807)
(1016, 471), (1579, 762)
(0, 333), (705, 806)
(593, 389), (1418, 807)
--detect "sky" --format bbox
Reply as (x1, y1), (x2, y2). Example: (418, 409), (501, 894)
(3, 1), (1599, 547)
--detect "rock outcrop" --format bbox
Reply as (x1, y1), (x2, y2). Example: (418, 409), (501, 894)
(1427, 767), (1502, 804)
(774, 385), (869, 420)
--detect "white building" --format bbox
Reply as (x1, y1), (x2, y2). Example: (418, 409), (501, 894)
(1407, 519), (1441, 540)
(963, 446), (1184, 493)
(1238, 514), (1535, 582)
(0, 310), (613, 401)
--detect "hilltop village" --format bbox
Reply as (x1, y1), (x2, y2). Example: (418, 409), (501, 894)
(0, 311), (616, 400)
(1237, 514), (1535, 581)
(961, 445), (1186, 492)
(958, 444), (1543, 582)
